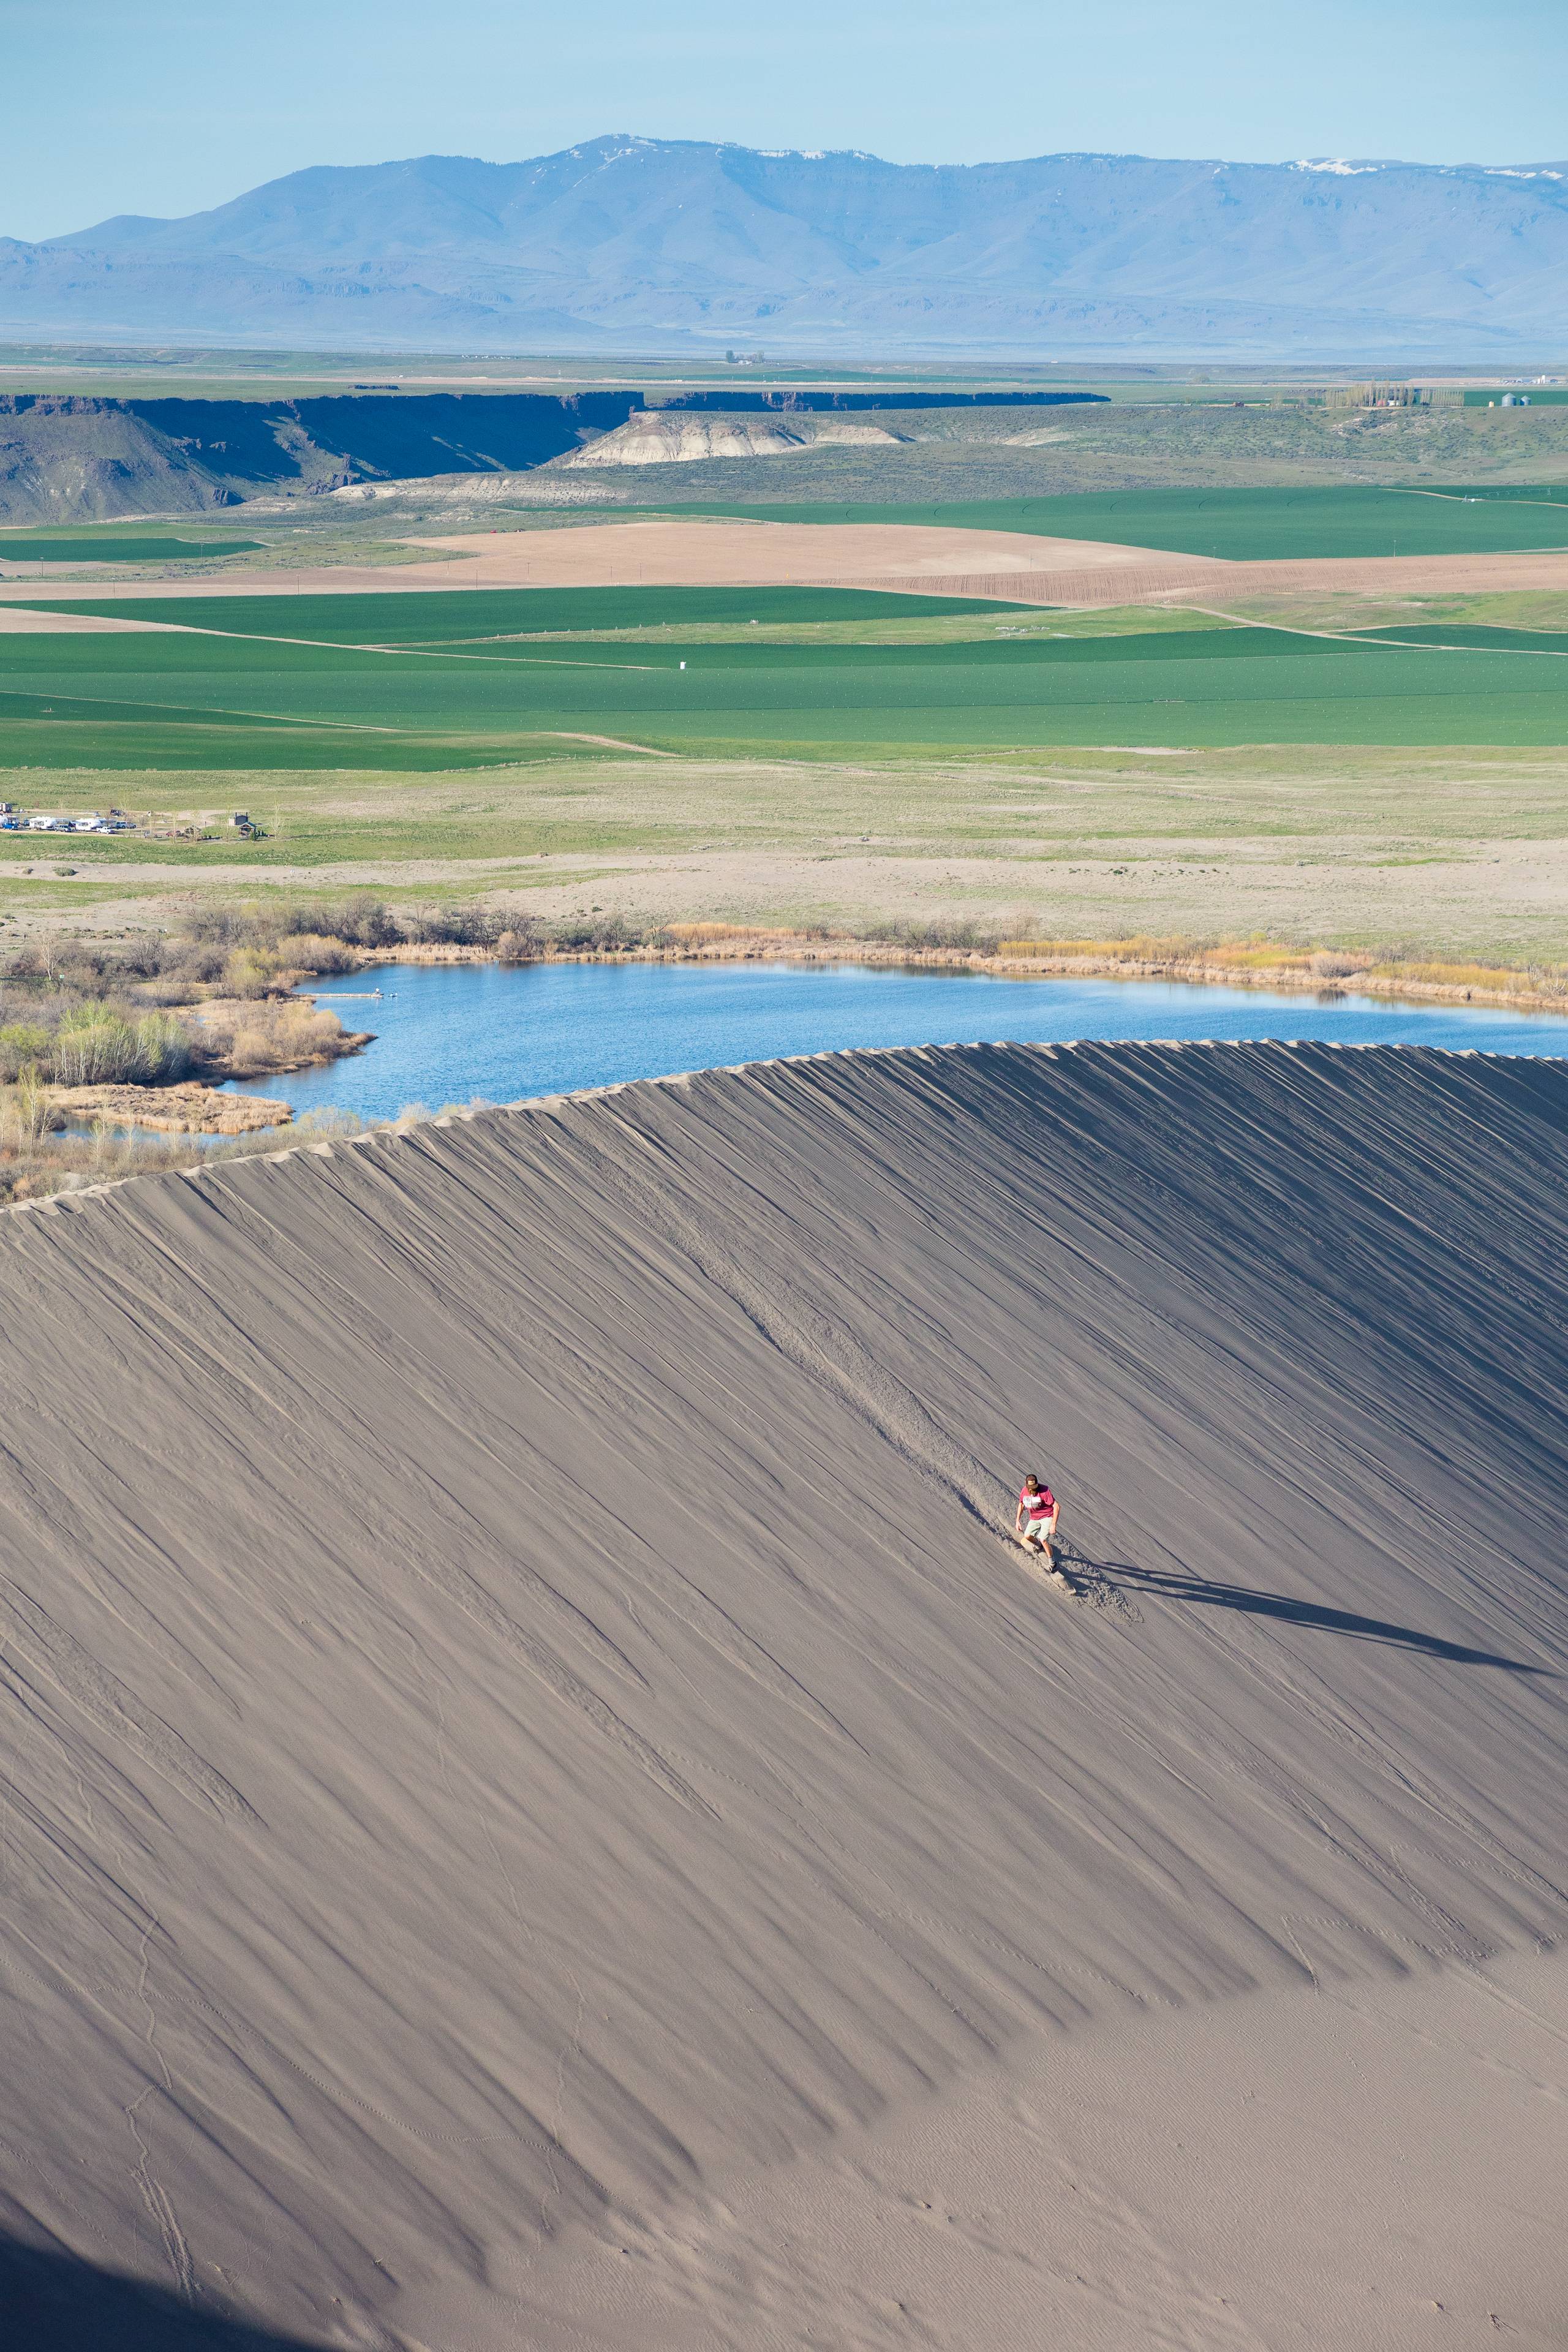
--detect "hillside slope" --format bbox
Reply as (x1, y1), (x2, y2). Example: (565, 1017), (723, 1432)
(6, 138), (1568, 355)
(0, 396), (240, 524)
(1, 1041), (1566, 2345)
(9, 392), (1568, 528)
(0, 389), (1092, 522)
(0, 390), (642, 522)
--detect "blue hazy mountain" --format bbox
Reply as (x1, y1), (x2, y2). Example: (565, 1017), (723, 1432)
(2, 137), (1566, 357)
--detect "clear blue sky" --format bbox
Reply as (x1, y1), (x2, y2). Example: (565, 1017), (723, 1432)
(2, 0), (1564, 241)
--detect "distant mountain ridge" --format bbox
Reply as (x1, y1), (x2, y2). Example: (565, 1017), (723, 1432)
(2, 137), (1567, 358)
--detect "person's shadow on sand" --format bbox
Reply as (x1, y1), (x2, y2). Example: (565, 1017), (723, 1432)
(1061, 1552), (1553, 1675)
(0, 2237), (323, 2352)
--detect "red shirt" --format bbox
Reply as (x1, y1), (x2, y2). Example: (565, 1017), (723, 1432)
(1020, 1485), (1055, 1520)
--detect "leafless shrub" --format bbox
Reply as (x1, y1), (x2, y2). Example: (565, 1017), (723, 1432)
(285, 895), (401, 949)
(0, 1070), (57, 1147)
(864, 918), (1005, 954)
(496, 922), (545, 963)
(548, 914), (640, 952)
(279, 933), (360, 976)
(397, 902), (508, 948)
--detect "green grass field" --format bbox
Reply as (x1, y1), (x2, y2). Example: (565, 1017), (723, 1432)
(18, 584), (1030, 645)
(3, 590), (1568, 786)
(637, 485), (1568, 560)
(0, 536), (265, 562)
(1463, 390), (1568, 407)
(1351, 624), (1568, 655)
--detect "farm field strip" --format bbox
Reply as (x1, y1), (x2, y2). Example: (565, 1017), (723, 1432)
(0, 535), (265, 562)
(120, 626), (672, 674)
(11, 526), (1568, 617)
(631, 485), (1568, 559)
(1348, 623), (1568, 655)
(1150, 604), (1568, 659)
(1, 585), (1038, 638)
(1404, 489), (1568, 512)
(3, 607), (1568, 771)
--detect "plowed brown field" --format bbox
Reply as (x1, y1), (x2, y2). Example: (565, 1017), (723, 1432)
(7, 514), (1568, 611)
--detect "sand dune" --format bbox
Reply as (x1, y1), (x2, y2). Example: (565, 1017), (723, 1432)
(2, 1042), (1566, 2347)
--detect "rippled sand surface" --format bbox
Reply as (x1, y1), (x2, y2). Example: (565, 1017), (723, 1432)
(2, 1041), (1565, 2348)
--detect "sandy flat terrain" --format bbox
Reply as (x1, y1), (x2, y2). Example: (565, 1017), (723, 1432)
(0, 518), (1213, 608)
(40, 831), (1568, 958)
(37, 761), (1568, 968)
(1196, 545), (1568, 607)
(399, 519), (1225, 606)
(2, 1041), (1566, 2348)
(6, 516), (1568, 611)
(511, 1943), (1567, 2352)
(0, 603), (184, 633)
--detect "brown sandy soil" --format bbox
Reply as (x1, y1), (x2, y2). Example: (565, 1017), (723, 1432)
(0, 518), (1210, 607)
(6, 516), (1568, 610)
(2, 1043), (1566, 2349)
(48, 1079), (291, 1133)
(396, 519), (1223, 606)
(396, 528), (1568, 609)
(0, 603), (184, 633)
(1174, 545), (1568, 612)
(469, 837), (1568, 960)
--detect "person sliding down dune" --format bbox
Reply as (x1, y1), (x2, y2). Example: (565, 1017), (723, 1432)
(1015, 1474), (1060, 1570)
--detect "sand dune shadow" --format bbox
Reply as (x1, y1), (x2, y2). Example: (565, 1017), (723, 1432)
(0, 2236), (324, 2352)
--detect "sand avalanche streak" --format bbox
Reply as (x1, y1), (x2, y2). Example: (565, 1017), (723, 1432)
(1, 1041), (1565, 2347)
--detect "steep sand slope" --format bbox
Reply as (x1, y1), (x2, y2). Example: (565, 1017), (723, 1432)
(1, 1042), (1566, 2348)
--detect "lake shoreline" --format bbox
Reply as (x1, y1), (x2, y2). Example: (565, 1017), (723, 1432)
(240, 954), (1568, 1135)
(348, 932), (1568, 1020)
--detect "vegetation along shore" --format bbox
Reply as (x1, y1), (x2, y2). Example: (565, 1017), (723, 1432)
(6, 889), (1566, 1205)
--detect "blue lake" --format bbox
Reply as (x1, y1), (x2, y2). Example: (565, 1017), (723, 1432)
(224, 960), (1568, 1123)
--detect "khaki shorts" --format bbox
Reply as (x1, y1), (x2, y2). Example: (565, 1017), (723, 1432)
(1022, 1516), (1057, 1540)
